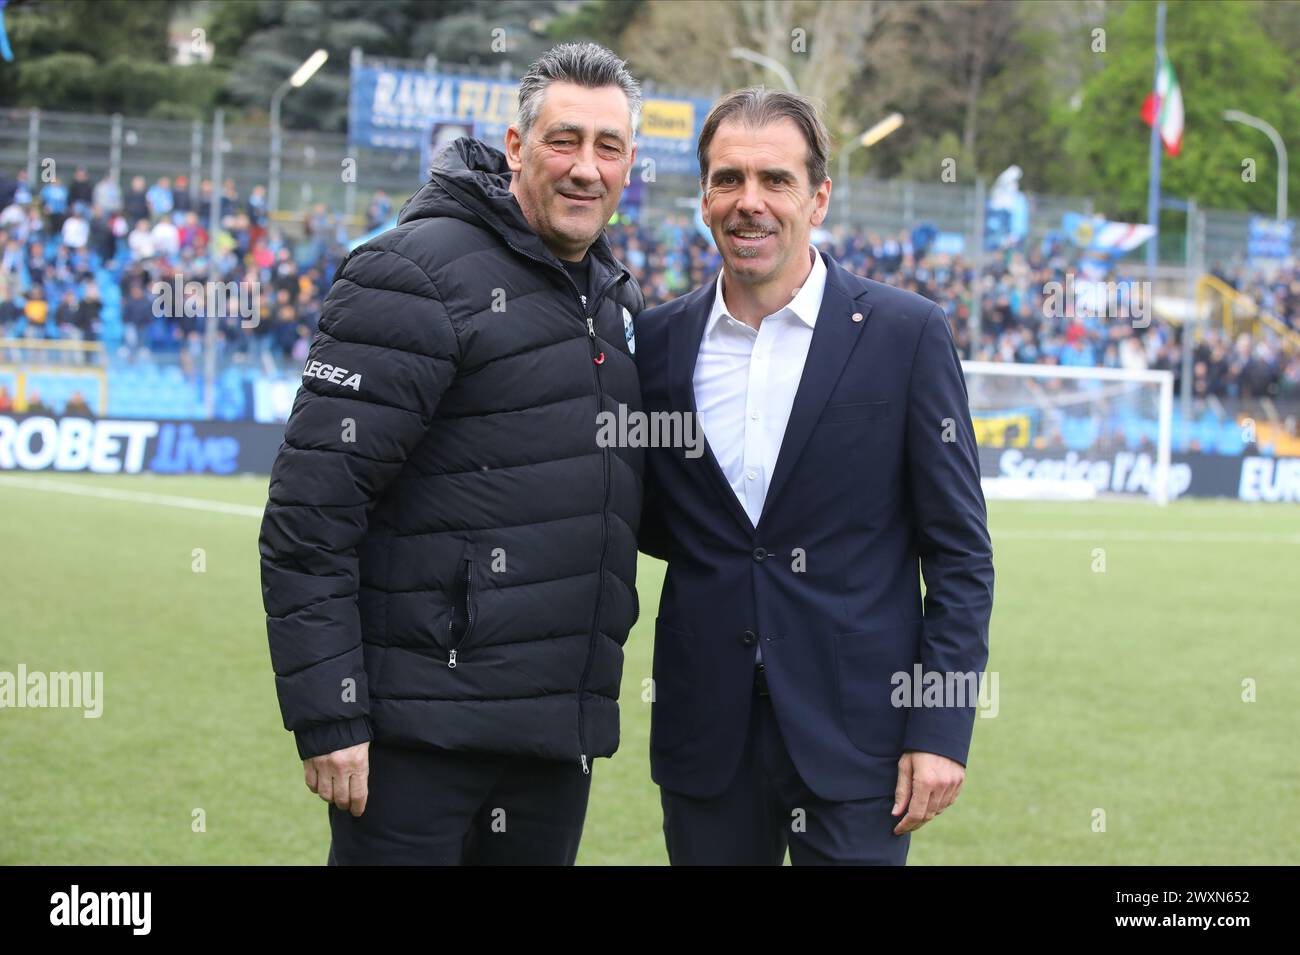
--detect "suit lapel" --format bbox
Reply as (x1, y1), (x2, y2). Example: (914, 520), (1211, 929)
(668, 282), (757, 539)
(758, 255), (872, 527)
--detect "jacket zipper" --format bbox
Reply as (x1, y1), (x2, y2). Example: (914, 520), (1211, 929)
(447, 558), (474, 669)
(575, 291), (615, 777)
(494, 238), (627, 775)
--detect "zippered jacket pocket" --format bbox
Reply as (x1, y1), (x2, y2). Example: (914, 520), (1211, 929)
(446, 557), (477, 668)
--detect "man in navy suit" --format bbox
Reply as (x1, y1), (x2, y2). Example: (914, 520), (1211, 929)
(636, 88), (994, 865)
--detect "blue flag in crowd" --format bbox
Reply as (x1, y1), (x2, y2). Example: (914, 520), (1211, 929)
(0, 1), (13, 63)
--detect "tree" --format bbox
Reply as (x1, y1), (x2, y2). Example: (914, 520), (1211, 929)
(850, 0), (1036, 183)
(1059, 0), (1300, 219)
(620, 0), (890, 153)
(0, 0), (202, 114)
(214, 0), (571, 134)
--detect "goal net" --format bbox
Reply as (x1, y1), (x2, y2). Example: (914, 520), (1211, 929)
(960, 361), (1175, 505)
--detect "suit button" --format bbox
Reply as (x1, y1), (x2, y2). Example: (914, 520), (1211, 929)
(752, 547), (767, 562)
(741, 630), (757, 647)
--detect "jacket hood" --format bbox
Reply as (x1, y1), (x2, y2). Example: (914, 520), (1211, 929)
(398, 137), (514, 229)
(398, 136), (626, 281)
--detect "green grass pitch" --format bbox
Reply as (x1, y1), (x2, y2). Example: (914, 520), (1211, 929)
(1, 473), (1297, 864)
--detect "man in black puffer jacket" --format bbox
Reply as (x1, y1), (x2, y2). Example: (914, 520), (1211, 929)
(259, 43), (645, 865)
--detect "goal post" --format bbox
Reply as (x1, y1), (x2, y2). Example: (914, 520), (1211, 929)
(0, 340), (109, 418)
(960, 360), (1176, 505)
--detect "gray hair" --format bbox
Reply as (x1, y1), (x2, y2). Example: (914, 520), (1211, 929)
(516, 42), (642, 142)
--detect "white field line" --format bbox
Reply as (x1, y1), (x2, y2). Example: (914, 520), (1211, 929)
(988, 528), (1300, 544)
(2, 475), (1297, 543)
(0, 475), (264, 518)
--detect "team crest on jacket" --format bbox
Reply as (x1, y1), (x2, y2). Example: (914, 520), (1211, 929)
(303, 359), (362, 391)
(623, 306), (635, 355)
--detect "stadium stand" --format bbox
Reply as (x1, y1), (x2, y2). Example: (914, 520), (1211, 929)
(1, 163), (1297, 451)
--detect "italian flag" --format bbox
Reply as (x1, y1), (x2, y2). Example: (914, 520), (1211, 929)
(1141, 49), (1184, 156)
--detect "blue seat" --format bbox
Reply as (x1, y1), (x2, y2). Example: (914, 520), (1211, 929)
(1195, 414), (1222, 452)
(1062, 416), (1099, 451)
(1217, 423), (1246, 455)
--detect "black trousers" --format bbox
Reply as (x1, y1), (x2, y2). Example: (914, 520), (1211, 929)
(660, 664), (912, 865)
(326, 742), (592, 865)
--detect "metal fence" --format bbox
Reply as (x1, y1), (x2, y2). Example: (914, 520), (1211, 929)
(2, 105), (1292, 267)
(0, 107), (423, 226)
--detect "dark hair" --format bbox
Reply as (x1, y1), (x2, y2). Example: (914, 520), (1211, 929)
(697, 87), (830, 193)
(516, 42), (642, 141)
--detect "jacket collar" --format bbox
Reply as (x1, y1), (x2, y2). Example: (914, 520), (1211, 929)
(703, 244), (827, 338)
(668, 251), (874, 536)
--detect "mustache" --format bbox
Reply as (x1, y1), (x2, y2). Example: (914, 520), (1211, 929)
(725, 218), (779, 232)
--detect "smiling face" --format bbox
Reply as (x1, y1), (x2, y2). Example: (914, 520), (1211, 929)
(505, 81), (636, 262)
(700, 117), (830, 290)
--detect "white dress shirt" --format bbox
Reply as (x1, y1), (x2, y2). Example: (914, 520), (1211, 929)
(692, 245), (827, 528)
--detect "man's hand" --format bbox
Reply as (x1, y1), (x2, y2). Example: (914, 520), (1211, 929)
(304, 741), (370, 817)
(892, 750), (964, 835)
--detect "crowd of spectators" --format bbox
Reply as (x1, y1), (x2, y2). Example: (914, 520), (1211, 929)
(604, 218), (1300, 403)
(2, 164), (1297, 409)
(0, 165), (351, 378)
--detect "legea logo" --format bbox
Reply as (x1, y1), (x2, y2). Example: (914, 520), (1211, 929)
(304, 360), (362, 391)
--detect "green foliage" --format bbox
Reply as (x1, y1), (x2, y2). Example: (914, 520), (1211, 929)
(1059, 0), (1300, 218)
(206, 0), (273, 69)
(0, 0), (1293, 220)
(896, 130), (969, 184)
(974, 7), (1077, 192)
(208, 0), (568, 133)
(10, 51), (100, 106)
(17, 0), (176, 62)
(547, 0), (645, 45)
(0, 0), (209, 115)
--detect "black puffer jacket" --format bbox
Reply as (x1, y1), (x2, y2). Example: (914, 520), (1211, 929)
(260, 138), (644, 771)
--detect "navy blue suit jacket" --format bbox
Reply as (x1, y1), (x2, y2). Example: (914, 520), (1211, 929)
(636, 251), (994, 801)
